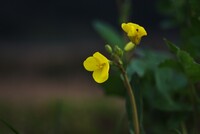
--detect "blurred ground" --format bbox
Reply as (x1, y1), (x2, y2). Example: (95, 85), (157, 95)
(0, 33), (128, 133)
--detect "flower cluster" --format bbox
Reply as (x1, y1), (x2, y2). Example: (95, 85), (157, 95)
(83, 22), (147, 83)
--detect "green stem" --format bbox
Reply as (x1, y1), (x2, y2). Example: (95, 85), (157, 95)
(119, 64), (140, 134)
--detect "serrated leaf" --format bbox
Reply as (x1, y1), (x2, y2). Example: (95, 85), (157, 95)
(164, 38), (179, 54)
(165, 39), (200, 83)
(178, 50), (200, 82)
(93, 20), (125, 48)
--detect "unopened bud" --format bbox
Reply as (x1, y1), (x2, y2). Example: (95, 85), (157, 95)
(124, 42), (135, 51)
(105, 44), (113, 53)
(114, 45), (123, 57)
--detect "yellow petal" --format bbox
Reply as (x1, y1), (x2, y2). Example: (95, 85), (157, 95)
(83, 51), (110, 83)
(134, 36), (141, 45)
(122, 22), (147, 37)
(127, 30), (136, 37)
(121, 23), (129, 33)
(93, 52), (109, 64)
(138, 26), (147, 36)
(92, 66), (109, 83)
(83, 57), (99, 71)
(127, 23), (139, 28)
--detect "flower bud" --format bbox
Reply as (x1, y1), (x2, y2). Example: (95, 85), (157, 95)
(105, 44), (113, 53)
(124, 42), (135, 51)
(114, 45), (123, 57)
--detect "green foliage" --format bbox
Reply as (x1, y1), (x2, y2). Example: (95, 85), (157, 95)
(157, 0), (186, 26)
(125, 42), (200, 133)
(157, 0), (200, 59)
(127, 49), (189, 110)
(127, 49), (169, 79)
(165, 39), (200, 83)
(92, 0), (200, 133)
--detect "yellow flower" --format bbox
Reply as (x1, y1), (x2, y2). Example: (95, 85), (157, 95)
(121, 22), (147, 45)
(83, 52), (110, 83)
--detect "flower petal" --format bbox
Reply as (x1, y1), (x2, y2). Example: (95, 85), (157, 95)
(83, 52), (110, 83)
(122, 22), (147, 45)
(121, 23), (130, 33)
(127, 30), (136, 37)
(93, 52), (109, 64)
(137, 26), (147, 36)
(128, 36), (141, 45)
(127, 23), (139, 28)
(83, 56), (99, 71)
(102, 62), (110, 76)
(92, 67), (109, 83)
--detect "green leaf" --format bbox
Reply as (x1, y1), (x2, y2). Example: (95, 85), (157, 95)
(127, 59), (146, 78)
(155, 68), (187, 93)
(127, 48), (191, 111)
(165, 39), (200, 83)
(187, 35), (200, 58)
(139, 67), (189, 112)
(159, 59), (183, 71)
(177, 50), (200, 82)
(164, 38), (179, 54)
(127, 49), (169, 80)
(0, 118), (20, 134)
(93, 20), (125, 48)
(154, 67), (189, 111)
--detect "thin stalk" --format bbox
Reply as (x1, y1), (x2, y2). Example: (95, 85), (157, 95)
(118, 64), (140, 134)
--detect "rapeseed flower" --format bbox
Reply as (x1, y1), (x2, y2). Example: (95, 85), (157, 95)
(121, 22), (147, 45)
(83, 52), (110, 83)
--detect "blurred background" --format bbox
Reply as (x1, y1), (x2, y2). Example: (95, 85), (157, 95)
(0, 0), (180, 133)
